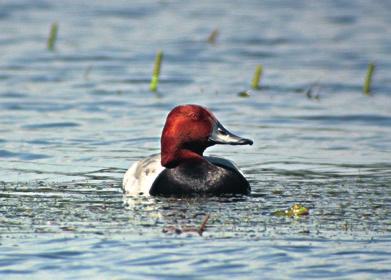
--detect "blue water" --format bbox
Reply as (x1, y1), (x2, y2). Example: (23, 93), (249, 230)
(0, 0), (390, 279)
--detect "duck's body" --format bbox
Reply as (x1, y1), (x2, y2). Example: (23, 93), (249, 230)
(122, 104), (253, 197)
(123, 154), (250, 196)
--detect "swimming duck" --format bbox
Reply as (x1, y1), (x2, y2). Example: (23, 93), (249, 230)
(122, 104), (253, 196)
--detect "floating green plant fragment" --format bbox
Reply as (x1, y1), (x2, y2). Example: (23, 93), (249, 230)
(251, 64), (263, 89)
(363, 63), (375, 95)
(47, 22), (58, 51)
(238, 90), (251, 97)
(150, 50), (163, 92)
(207, 29), (219, 44)
(273, 204), (309, 217)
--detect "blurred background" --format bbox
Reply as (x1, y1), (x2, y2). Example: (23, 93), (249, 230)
(0, 1), (390, 279)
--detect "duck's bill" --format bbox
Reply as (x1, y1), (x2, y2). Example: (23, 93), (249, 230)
(209, 122), (253, 145)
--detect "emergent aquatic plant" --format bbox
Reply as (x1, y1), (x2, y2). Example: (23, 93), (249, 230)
(251, 64), (263, 89)
(150, 50), (163, 92)
(363, 63), (375, 95)
(47, 22), (58, 51)
(207, 29), (219, 44)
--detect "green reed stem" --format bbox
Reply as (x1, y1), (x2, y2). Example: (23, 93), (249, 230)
(150, 50), (163, 92)
(363, 63), (375, 95)
(47, 22), (58, 51)
(251, 64), (263, 89)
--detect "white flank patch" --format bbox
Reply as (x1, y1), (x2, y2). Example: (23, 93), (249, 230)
(122, 154), (164, 196)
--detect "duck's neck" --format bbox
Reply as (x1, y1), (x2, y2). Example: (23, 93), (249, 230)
(161, 145), (205, 168)
(178, 149), (203, 162)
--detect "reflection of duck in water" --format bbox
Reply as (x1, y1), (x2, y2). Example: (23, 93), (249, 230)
(123, 104), (253, 196)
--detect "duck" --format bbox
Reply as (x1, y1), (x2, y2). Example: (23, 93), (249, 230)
(122, 104), (253, 196)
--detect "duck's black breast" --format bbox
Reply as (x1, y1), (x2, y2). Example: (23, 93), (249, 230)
(149, 159), (250, 196)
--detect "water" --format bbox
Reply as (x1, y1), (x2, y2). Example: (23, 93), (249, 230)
(1, 0), (391, 278)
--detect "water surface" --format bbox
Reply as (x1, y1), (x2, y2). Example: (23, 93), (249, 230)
(0, 0), (390, 279)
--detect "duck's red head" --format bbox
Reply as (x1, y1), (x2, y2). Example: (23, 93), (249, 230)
(161, 104), (253, 168)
